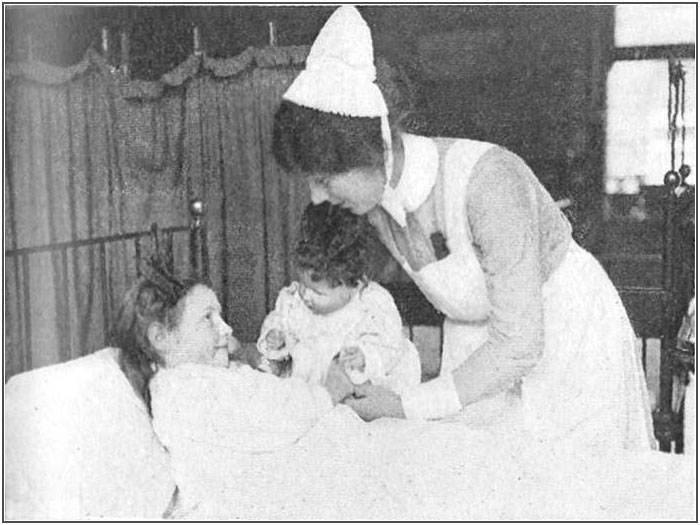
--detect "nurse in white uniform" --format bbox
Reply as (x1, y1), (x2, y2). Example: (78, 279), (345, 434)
(271, 6), (654, 450)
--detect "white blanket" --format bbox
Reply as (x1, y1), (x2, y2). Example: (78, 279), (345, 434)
(152, 363), (696, 521)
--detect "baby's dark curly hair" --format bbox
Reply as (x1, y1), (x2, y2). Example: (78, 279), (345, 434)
(295, 202), (378, 288)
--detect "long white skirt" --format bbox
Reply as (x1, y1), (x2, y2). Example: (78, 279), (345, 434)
(440, 242), (655, 450)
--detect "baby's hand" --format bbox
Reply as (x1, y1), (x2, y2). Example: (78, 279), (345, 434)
(339, 346), (366, 372)
(227, 334), (242, 357)
(258, 355), (273, 373)
(265, 329), (286, 351)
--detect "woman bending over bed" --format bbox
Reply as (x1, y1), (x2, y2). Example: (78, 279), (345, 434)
(271, 5), (655, 450)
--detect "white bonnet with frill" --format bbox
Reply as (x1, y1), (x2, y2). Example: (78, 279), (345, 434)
(282, 6), (398, 219)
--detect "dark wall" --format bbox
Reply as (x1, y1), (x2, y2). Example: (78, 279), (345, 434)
(5, 4), (614, 248)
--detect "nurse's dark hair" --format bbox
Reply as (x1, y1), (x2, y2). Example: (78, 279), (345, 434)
(295, 202), (380, 288)
(109, 256), (201, 412)
(272, 57), (427, 176)
(273, 102), (385, 175)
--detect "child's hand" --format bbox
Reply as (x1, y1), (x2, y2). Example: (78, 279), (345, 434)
(258, 356), (273, 373)
(339, 346), (366, 372)
(227, 334), (242, 357)
(265, 329), (286, 351)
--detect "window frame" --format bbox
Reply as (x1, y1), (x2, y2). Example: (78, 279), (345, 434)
(612, 44), (695, 62)
(605, 38), (695, 198)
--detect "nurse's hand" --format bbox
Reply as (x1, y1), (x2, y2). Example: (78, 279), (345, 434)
(324, 357), (355, 405)
(343, 383), (405, 421)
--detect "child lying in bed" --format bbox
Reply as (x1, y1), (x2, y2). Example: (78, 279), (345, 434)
(104, 255), (357, 515)
(257, 202), (421, 397)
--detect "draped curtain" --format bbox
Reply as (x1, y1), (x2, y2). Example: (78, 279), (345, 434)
(5, 46), (310, 378)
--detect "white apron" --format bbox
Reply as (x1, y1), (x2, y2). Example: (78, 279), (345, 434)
(377, 138), (654, 449)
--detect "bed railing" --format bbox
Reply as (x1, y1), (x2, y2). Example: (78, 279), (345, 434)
(646, 172), (695, 452)
(4, 200), (208, 376)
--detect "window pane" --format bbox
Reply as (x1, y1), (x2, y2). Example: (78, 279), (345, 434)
(606, 59), (695, 193)
(615, 5), (696, 46)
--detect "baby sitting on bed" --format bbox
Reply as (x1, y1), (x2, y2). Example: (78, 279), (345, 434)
(257, 202), (421, 397)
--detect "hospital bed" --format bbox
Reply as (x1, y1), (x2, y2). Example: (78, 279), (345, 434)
(3, 183), (696, 519)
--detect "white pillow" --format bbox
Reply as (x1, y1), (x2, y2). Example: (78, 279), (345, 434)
(4, 348), (175, 519)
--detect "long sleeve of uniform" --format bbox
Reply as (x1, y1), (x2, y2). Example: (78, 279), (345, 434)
(452, 151), (546, 407)
(256, 283), (301, 359)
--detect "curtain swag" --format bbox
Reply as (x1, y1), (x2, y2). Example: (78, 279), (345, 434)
(6, 41), (311, 374)
(6, 45), (311, 100)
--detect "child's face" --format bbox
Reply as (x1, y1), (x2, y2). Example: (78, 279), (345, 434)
(159, 285), (233, 367)
(298, 271), (355, 316)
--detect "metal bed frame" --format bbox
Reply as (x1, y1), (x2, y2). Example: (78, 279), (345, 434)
(5, 175), (694, 451)
(4, 200), (208, 374)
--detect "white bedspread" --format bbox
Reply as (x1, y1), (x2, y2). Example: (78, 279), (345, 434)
(152, 363), (696, 521)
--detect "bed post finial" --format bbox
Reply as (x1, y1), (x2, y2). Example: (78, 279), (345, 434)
(269, 21), (277, 46)
(120, 30), (130, 78)
(189, 199), (203, 228)
(101, 27), (109, 56)
(189, 199), (208, 281)
(193, 25), (203, 57)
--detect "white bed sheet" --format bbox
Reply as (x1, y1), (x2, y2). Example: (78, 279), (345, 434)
(165, 403), (696, 521)
(8, 352), (694, 521)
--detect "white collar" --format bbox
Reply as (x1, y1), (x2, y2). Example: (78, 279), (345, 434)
(380, 134), (439, 227)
